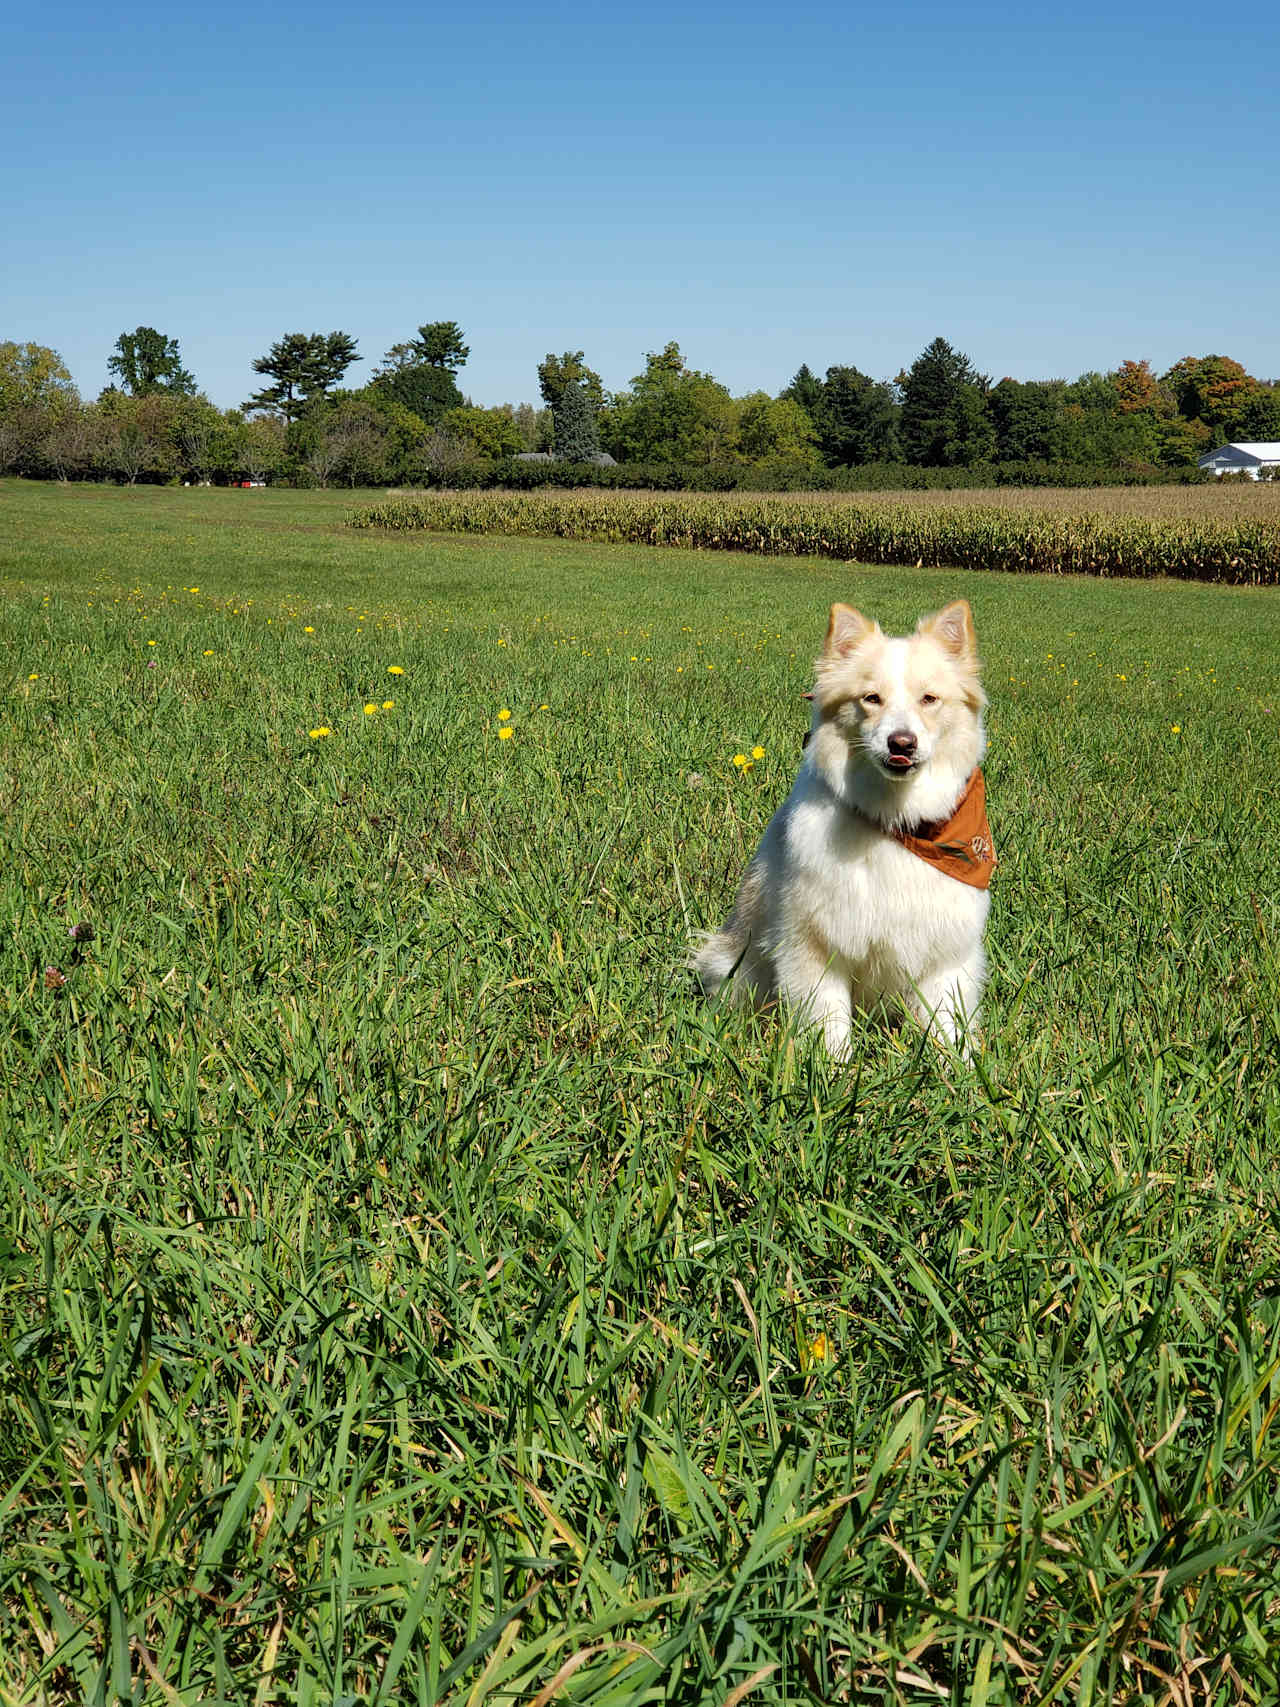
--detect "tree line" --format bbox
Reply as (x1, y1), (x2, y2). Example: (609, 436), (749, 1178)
(2, 322), (1277, 490)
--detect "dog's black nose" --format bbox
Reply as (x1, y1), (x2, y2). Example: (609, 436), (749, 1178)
(887, 730), (917, 757)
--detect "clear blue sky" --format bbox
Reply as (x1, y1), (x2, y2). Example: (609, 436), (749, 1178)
(6, 0), (1278, 410)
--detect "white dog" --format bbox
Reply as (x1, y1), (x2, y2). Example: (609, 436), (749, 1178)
(694, 599), (995, 1057)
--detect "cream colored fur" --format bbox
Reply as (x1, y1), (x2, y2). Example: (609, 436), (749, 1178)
(693, 599), (990, 1057)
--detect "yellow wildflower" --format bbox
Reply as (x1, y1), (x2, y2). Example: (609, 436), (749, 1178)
(1171, 724), (1182, 734)
(387, 665), (404, 675)
(364, 703), (378, 716)
(498, 726), (514, 741)
(732, 753), (749, 769)
(304, 626), (315, 633)
(498, 708), (511, 722)
(308, 727), (332, 739)
(382, 700), (394, 710)
(751, 745), (766, 760)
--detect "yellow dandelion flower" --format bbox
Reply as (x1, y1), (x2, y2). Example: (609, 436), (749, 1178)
(751, 745), (766, 760)
(304, 626), (315, 633)
(28, 673), (39, 680)
(733, 753), (749, 769)
(1171, 724), (1182, 734)
(309, 727), (332, 739)
(203, 650), (215, 657)
(382, 700), (394, 710)
(498, 726), (514, 741)
(387, 665), (404, 675)
(364, 703), (378, 716)
(809, 1333), (829, 1362)
(498, 708), (511, 722)
(538, 703), (549, 710)
(147, 639), (156, 646)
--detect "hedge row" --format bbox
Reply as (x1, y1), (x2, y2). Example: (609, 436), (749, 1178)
(418, 457), (1210, 493)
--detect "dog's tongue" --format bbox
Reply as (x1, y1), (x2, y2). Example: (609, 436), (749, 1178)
(888, 755), (913, 770)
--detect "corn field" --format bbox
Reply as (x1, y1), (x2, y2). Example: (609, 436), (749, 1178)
(349, 488), (1280, 583)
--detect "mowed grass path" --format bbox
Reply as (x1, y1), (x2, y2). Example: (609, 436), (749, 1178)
(2, 480), (1280, 1704)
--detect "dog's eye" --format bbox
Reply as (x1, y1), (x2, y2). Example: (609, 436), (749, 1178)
(921, 692), (939, 706)
(862, 692), (882, 706)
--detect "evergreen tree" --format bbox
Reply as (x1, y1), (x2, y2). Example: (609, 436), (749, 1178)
(244, 332), (360, 419)
(553, 379), (602, 461)
(406, 321), (470, 373)
(898, 337), (995, 466)
(781, 364), (824, 419)
(373, 322), (469, 425)
(815, 365), (900, 465)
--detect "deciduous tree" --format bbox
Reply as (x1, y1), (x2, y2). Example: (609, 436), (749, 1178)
(236, 415), (287, 484)
(107, 326), (196, 396)
(172, 396), (225, 483)
(604, 343), (737, 464)
(41, 405), (97, 482)
(736, 393), (820, 464)
(0, 341), (79, 414)
(0, 342), (80, 473)
(95, 392), (179, 483)
(440, 404), (526, 461)
(537, 351), (606, 414)
(1162, 354), (1265, 440)
(988, 378), (1065, 461)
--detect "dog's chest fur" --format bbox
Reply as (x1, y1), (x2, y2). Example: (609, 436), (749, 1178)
(765, 766), (989, 991)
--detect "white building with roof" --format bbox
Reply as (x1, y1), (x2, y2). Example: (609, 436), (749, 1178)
(1198, 442), (1280, 478)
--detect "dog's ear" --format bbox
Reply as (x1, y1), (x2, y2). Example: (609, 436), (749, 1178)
(918, 599), (976, 659)
(824, 603), (876, 660)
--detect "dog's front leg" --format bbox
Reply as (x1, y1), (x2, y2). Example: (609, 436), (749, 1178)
(910, 961), (983, 1057)
(775, 943), (853, 1059)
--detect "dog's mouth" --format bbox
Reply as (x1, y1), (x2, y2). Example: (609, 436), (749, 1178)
(882, 754), (917, 774)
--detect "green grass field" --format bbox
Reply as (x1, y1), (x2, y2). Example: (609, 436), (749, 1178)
(2, 480), (1280, 1705)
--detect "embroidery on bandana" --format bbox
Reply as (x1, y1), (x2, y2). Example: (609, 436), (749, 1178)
(894, 769), (996, 889)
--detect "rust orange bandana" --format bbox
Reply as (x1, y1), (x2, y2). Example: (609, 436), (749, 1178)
(893, 768), (996, 889)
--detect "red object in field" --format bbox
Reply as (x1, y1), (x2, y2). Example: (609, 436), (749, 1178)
(241, 480), (251, 488)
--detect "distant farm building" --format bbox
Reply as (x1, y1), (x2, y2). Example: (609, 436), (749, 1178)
(1198, 442), (1280, 479)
